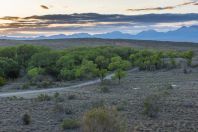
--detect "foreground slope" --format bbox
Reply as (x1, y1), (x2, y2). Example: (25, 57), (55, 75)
(0, 68), (198, 131)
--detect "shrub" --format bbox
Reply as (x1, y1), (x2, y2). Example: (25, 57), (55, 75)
(37, 80), (52, 88)
(54, 92), (60, 98)
(53, 103), (73, 114)
(7, 96), (24, 101)
(82, 107), (127, 132)
(166, 83), (174, 90)
(21, 83), (30, 89)
(99, 86), (110, 93)
(27, 67), (44, 78)
(22, 113), (31, 125)
(68, 94), (76, 100)
(0, 76), (6, 86)
(61, 119), (80, 130)
(36, 94), (51, 101)
(91, 100), (105, 109)
(143, 94), (160, 118)
(116, 101), (127, 111)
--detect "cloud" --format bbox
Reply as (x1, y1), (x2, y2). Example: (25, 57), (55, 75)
(127, 1), (197, 12)
(40, 5), (49, 9)
(21, 13), (198, 24)
(0, 16), (20, 20)
(127, 6), (174, 12)
(0, 13), (197, 36)
(178, 1), (197, 6)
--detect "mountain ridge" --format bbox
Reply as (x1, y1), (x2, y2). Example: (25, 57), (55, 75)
(0, 25), (197, 42)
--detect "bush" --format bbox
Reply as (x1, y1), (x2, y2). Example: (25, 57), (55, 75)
(22, 113), (31, 125)
(116, 101), (127, 111)
(61, 119), (80, 130)
(36, 94), (51, 101)
(0, 76), (6, 86)
(27, 67), (44, 78)
(21, 83), (30, 89)
(53, 103), (73, 114)
(99, 86), (110, 93)
(37, 80), (52, 88)
(68, 94), (76, 100)
(7, 96), (24, 101)
(143, 94), (160, 118)
(82, 107), (127, 132)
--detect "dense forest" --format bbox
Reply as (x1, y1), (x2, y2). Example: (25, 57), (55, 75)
(0, 45), (193, 87)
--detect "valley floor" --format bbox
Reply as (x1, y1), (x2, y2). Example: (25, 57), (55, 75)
(0, 68), (198, 132)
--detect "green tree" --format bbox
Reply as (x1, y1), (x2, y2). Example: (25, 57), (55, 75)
(108, 56), (130, 70)
(27, 67), (45, 78)
(29, 51), (61, 76)
(56, 55), (75, 70)
(95, 56), (109, 70)
(96, 69), (108, 82)
(0, 47), (17, 59)
(16, 45), (47, 68)
(75, 60), (97, 79)
(60, 68), (76, 80)
(0, 57), (20, 79)
(108, 56), (130, 83)
(182, 51), (194, 66)
(113, 69), (126, 84)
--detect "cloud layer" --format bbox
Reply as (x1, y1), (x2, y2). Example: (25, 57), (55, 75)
(127, 1), (197, 11)
(0, 13), (198, 36)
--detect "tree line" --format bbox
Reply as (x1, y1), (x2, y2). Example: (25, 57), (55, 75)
(0, 45), (193, 86)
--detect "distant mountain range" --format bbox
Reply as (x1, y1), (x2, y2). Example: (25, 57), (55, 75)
(0, 25), (198, 42)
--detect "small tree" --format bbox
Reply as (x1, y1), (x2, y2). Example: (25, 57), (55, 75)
(108, 56), (130, 84)
(113, 69), (126, 84)
(182, 51), (194, 66)
(96, 69), (108, 83)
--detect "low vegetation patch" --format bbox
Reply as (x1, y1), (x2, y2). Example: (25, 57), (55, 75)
(7, 96), (24, 101)
(53, 103), (73, 115)
(143, 83), (174, 118)
(99, 85), (110, 93)
(67, 94), (77, 100)
(61, 119), (80, 130)
(82, 107), (127, 132)
(22, 113), (31, 125)
(36, 94), (51, 101)
(143, 94), (160, 118)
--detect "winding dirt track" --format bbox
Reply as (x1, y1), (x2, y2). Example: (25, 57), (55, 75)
(0, 73), (115, 98)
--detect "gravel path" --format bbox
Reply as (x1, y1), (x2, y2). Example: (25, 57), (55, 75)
(0, 71), (119, 98)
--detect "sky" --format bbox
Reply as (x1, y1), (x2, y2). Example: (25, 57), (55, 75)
(0, 0), (197, 37)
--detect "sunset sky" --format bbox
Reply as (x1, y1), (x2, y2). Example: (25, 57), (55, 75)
(0, 0), (197, 36)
